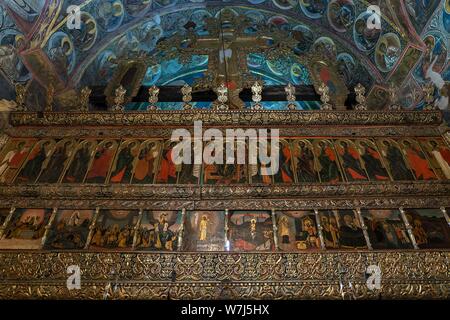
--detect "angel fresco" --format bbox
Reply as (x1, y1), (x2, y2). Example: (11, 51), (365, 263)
(0, 139), (33, 184)
(377, 139), (415, 181)
(0, 208), (52, 250)
(110, 140), (140, 184)
(132, 140), (161, 184)
(420, 139), (450, 180)
(292, 140), (319, 183)
(183, 211), (226, 251)
(15, 140), (54, 184)
(277, 211), (320, 251)
(361, 209), (412, 249)
(356, 140), (390, 181)
(44, 210), (94, 250)
(403, 209), (450, 249)
(38, 140), (74, 183)
(401, 139), (437, 180)
(85, 140), (118, 183)
(313, 140), (342, 183)
(89, 210), (139, 250)
(70, 12), (98, 51)
(335, 140), (368, 181)
(228, 211), (274, 252)
(135, 211), (181, 251)
(353, 11), (381, 52)
(63, 140), (96, 183)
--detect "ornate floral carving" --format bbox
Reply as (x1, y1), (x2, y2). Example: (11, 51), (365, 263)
(8, 110), (443, 127)
(0, 252), (448, 299)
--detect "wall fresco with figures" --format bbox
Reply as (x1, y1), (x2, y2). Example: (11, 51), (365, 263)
(1, 1), (448, 112)
(1, 136), (449, 185)
(0, 207), (448, 251)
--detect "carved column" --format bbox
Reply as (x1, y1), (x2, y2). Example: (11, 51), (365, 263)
(314, 209), (326, 250)
(399, 207), (419, 250)
(355, 208), (372, 250)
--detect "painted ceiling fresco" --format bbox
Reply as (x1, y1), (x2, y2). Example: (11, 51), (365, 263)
(0, 0), (449, 111)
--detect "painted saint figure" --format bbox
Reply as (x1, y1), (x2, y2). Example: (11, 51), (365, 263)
(424, 140), (450, 179)
(110, 141), (138, 183)
(380, 140), (415, 180)
(16, 141), (51, 183)
(402, 140), (436, 180)
(86, 141), (116, 183)
(156, 142), (177, 184)
(133, 142), (159, 184)
(38, 141), (72, 183)
(63, 142), (93, 183)
(337, 141), (368, 181)
(0, 142), (28, 183)
(199, 215), (208, 241)
(274, 143), (294, 184)
(338, 212), (367, 248)
(359, 141), (390, 181)
(316, 141), (341, 183)
(294, 141), (318, 183)
(320, 215), (339, 248)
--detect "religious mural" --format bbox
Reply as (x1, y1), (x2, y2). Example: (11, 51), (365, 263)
(0, 208), (447, 252)
(203, 141), (248, 185)
(37, 139), (75, 183)
(361, 209), (413, 250)
(62, 140), (97, 183)
(183, 211), (226, 252)
(277, 210), (320, 251)
(419, 138), (450, 180)
(44, 209), (95, 250)
(0, 139), (34, 184)
(135, 210), (181, 251)
(0, 208), (51, 249)
(312, 139), (343, 183)
(335, 139), (369, 181)
(228, 211), (274, 252)
(376, 139), (416, 181)
(131, 140), (162, 184)
(403, 208), (450, 249)
(0, 137), (448, 185)
(85, 140), (119, 183)
(89, 209), (139, 250)
(14, 140), (55, 184)
(109, 140), (140, 184)
(319, 209), (367, 249)
(292, 139), (319, 183)
(0, 1), (448, 112)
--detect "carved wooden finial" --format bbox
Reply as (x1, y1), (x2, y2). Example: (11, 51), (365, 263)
(79, 86), (92, 112)
(147, 85), (160, 111)
(318, 82), (333, 110)
(354, 83), (367, 111)
(112, 85), (126, 112)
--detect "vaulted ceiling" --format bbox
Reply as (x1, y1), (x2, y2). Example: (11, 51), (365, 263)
(0, 0), (449, 110)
